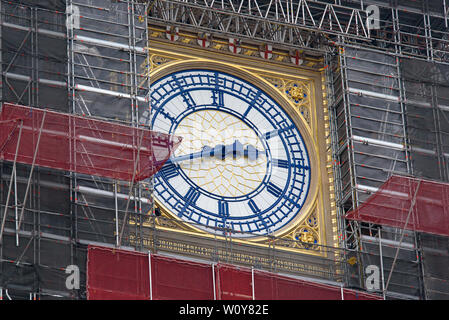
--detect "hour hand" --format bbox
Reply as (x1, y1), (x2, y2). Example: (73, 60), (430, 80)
(206, 140), (262, 161)
(168, 140), (263, 164)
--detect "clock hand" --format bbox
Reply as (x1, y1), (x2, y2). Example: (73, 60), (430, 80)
(261, 125), (295, 140)
(167, 140), (263, 164)
(209, 140), (262, 161)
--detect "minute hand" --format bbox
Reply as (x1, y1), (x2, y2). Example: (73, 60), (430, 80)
(261, 125), (295, 140)
(167, 140), (263, 164)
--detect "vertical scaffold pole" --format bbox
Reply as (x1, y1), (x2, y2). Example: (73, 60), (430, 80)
(0, 121), (24, 245)
(14, 156), (18, 246)
(118, 128), (145, 247)
(212, 264), (216, 300)
(17, 110), (47, 234)
(114, 181), (119, 248)
(378, 227), (386, 300)
(384, 180), (421, 292)
(251, 267), (255, 300)
(148, 251), (153, 300)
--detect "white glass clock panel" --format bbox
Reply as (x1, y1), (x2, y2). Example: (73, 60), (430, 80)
(146, 69), (311, 238)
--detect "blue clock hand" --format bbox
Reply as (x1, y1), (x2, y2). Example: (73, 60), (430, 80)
(209, 140), (261, 161)
(167, 140), (263, 164)
(261, 125), (295, 140)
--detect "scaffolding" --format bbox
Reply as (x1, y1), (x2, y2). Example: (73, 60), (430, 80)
(147, 0), (449, 300)
(0, 0), (448, 300)
(148, 0), (449, 64)
(346, 175), (449, 299)
(0, 0), (156, 299)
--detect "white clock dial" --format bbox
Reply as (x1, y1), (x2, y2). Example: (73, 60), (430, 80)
(144, 69), (311, 238)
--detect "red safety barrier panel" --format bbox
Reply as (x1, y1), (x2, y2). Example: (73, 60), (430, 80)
(151, 255), (214, 300)
(215, 263), (253, 300)
(342, 288), (383, 300)
(0, 103), (181, 182)
(254, 270), (342, 300)
(86, 246), (382, 300)
(87, 245), (150, 300)
(346, 175), (449, 237)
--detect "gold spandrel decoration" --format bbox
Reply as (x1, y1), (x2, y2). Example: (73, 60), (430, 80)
(268, 209), (321, 251)
(294, 210), (320, 250)
(261, 76), (312, 126)
(263, 76), (285, 90)
(149, 54), (178, 72)
(151, 209), (198, 233)
(294, 227), (319, 250)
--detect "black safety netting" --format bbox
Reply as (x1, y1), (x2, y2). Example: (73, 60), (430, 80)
(334, 48), (449, 299)
(400, 58), (449, 183)
(419, 233), (449, 299)
(336, 48), (408, 206)
(1, 0), (68, 111)
(0, 0), (151, 300)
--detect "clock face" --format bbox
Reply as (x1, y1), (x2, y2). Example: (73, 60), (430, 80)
(147, 69), (311, 238)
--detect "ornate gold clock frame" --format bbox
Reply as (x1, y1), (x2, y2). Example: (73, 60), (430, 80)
(143, 30), (338, 261)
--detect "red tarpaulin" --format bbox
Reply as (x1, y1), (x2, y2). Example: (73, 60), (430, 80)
(253, 270), (342, 300)
(86, 246), (382, 300)
(346, 175), (449, 237)
(343, 288), (383, 300)
(87, 245), (150, 300)
(0, 103), (181, 182)
(151, 255), (215, 300)
(215, 263), (253, 300)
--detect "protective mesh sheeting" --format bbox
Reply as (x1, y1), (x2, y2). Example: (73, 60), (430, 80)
(346, 175), (449, 237)
(85, 246), (381, 300)
(400, 59), (449, 182)
(16, 0), (66, 11)
(215, 263), (253, 300)
(342, 288), (383, 300)
(1, 1), (68, 111)
(86, 245), (150, 300)
(420, 233), (449, 299)
(253, 270), (342, 300)
(151, 255), (215, 300)
(70, 0), (149, 123)
(253, 270), (381, 300)
(334, 48), (408, 206)
(0, 103), (182, 182)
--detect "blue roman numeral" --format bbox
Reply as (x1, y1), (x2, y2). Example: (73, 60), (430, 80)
(248, 199), (260, 214)
(218, 201), (229, 218)
(272, 159), (289, 168)
(266, 182), (283, 198)
(212, 90), (224, 107)
(272, 159), (310, 171)
(160, 163), (179, 180)
(178, 187), (200, 218)
(184, 187), (200, 205)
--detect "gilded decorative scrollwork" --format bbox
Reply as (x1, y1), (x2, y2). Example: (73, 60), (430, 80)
(294, 227), (319, 250)
(153, 212), (197, 233)
(262, 76), (312, 125)
(149, 54), (177, 72)
(305, 213), (318, 229)
(268, 209), (321, 251)
(262, 76), (285, 90)
(290, 210), (320, 250)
